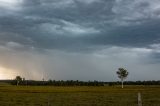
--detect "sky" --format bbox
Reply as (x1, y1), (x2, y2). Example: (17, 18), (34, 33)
(0, 0), (160, 81)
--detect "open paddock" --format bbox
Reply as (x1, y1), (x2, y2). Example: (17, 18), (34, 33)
(0, 85), (160, 106)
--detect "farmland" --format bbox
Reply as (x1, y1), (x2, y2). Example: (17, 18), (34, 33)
(0, 84), (160, 106)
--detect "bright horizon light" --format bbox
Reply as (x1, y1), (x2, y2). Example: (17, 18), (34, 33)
(0, 66), (18, 80)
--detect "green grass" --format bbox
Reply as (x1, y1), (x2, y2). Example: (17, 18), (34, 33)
(0, 85), (160, 106)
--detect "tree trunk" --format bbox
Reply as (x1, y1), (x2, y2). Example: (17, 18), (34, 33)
(121, 79), (123, 88)
(17, 80), (19, 86)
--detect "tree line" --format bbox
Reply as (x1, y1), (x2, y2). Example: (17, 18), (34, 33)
(11, 68), (129, 87)
(1, 68), (159, 86)
(8, 77), (160, 86)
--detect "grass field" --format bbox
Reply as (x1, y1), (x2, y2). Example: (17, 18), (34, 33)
(0, 84), (160, 106)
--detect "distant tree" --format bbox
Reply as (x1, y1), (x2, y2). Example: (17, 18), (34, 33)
(15, 76), (22, 86)
(116, 68), (129, 88)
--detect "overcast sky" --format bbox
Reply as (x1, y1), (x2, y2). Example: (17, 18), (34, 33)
(0, 0), (160, 81)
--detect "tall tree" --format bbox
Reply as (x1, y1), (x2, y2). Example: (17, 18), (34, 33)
(15, 76), (22, 86)
(116, 68), (129, 88)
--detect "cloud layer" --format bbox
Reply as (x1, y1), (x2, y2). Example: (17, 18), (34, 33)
(0, 0), (160, 81)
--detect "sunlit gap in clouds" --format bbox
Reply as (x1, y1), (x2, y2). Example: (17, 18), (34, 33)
(0, 0), (19, 3)
(0, 0), (22, 10)
(0, 66), (18, 79)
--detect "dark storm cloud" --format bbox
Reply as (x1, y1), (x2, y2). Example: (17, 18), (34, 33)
(0, 0), (159, 51)
(90, 20), (160, 47)
(1, 0), (113, 49)
(0, 0), (160, 80)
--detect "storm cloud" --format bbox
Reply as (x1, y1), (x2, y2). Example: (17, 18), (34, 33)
(0, 0), (160, 81)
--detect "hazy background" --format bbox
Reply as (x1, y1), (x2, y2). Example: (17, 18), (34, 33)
(0, 0), (160, 81)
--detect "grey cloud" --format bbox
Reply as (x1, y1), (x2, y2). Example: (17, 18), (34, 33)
(0, 0), (160, 52)
(0, 0), (160, 80)
(112, 0), (160, 24)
